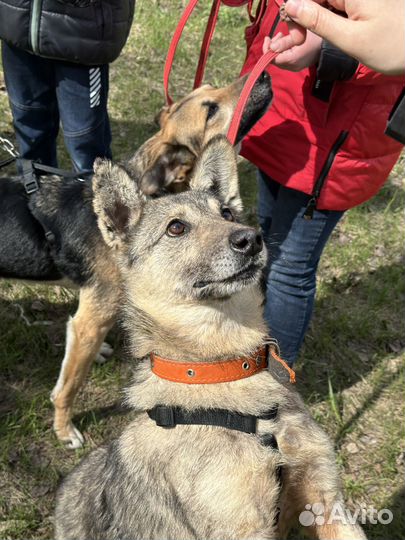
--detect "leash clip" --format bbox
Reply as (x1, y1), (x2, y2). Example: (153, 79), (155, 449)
(0, 136), (19, 158)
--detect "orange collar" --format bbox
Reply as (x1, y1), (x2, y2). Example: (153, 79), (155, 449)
(150, 345), (296, 384)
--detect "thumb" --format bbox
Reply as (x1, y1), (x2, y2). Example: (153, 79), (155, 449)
(285, 0), (353, 48)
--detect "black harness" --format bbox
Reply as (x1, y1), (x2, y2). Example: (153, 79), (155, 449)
(148, 402), (283, 522)
(19, 159), (90, 246)
(148, 403), (278, 435)
(1, 152), (89, 246)
(18, 158), (89, 193)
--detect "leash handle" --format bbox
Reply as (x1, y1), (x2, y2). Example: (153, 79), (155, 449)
(163, 0), (200, 105)
(226, 49), (279, 145)
(164, 0), (244, 105)
(193, 0), (221, 90)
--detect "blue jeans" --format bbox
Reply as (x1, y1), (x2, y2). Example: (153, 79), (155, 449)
(257, 171), (344, 366)
(1, 43), (112, 174)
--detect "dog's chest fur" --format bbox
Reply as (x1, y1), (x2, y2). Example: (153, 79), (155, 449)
(118, 416), (281, 539)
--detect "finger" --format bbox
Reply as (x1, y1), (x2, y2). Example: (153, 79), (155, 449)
(286, 20), (307, 46)
(285, 0), (356, 52)
(270, 32), (299, 53)
(262, 36), (271, 54)
(272, 48), (300, 69)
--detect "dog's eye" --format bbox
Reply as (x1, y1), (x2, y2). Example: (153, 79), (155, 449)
(206, 102), (219, 121)
(221, 207), (234, 222)
(166, 219), (188, 237)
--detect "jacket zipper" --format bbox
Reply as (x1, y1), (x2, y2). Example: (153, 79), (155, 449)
(269, 13), (281, 39)
(30, 0), (43, 54)
(303, 130), (349, 220)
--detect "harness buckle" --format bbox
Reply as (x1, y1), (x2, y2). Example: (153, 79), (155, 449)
(152, 405), (176, 428)
(45, 231), (56, 245)
(19, 159), (40, 195)
(24, 177), (39, 195)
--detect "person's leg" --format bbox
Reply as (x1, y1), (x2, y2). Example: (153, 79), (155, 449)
(257, 170), (344, 366)
(55, 63), (112, 174)
(1, 42), (59, 166)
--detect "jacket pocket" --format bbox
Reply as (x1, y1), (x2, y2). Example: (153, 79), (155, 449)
(304, 130), (349, 219)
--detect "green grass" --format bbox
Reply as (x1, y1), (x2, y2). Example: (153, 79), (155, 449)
(1, 1), (404, 538)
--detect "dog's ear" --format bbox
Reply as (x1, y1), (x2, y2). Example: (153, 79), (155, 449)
(140, 144), (195, 196)
(189, 135), (243, 214)
(93, 158), (143, 249)
(154, 105), (171, 128)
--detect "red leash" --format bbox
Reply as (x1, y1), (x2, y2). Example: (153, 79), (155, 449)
(227, 48), (278, 144)
(163, 0), (200, 106)
(163, 0), (283, 139)
(193, 0), (221, 90)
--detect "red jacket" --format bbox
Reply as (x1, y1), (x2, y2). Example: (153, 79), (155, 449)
(240, 1), (404, 211)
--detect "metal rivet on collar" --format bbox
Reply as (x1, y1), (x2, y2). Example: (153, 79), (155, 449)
(242, 361), (250, 370)
(187, 369), (195, 377)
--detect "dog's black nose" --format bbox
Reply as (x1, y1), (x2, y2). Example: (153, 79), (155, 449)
(258, 71), (270, 84)
(229, 229), (263, 256)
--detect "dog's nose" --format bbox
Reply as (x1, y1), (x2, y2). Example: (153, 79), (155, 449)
(229, 229), (263, 256)
(258, 71), (270, 84)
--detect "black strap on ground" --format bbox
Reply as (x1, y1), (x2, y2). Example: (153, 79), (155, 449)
(147, 404), (278, 435)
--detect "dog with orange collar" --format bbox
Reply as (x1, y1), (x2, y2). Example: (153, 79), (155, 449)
(55, 136), (366, 540)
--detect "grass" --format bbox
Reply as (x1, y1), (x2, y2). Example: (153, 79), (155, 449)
(0, 1), (404, 538)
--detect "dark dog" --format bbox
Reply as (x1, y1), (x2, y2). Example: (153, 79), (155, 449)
(0, 74), (272, 448)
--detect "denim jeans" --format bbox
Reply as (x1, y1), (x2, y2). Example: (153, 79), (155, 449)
(257, 170), (344, 366)
(2, 43), (112, 174)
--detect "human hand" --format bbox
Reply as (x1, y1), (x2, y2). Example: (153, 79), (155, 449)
(263, 29), (322, 71)
(268, 0), (405, 75)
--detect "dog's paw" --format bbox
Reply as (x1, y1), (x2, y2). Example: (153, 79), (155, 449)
(95, 342), (114, 364)
(56, 423), (85, 450)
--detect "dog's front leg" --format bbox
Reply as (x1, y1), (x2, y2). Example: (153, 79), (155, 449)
(51, 285), (117, 449)
(278, 467), (367, 540)
(276, 417), (367, 540)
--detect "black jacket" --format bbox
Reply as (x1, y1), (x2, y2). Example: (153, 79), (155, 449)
(0, 0), (135, 65)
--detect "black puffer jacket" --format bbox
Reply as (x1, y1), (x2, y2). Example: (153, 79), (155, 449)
(0, 0), (135, 65)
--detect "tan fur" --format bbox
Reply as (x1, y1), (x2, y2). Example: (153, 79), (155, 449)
(55, 137), (367, 540)
(51, 281), (119, 448)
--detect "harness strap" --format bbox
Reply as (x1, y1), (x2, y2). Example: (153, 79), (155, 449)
(148, 403), (278, 435)
(30, 161), (88, 180)
(17, 158), (88, 247)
